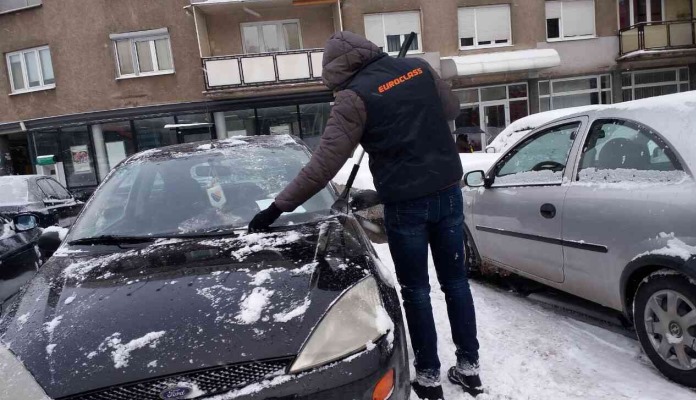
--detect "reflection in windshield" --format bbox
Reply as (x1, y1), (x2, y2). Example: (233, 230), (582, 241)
(68, 143), (334, 240)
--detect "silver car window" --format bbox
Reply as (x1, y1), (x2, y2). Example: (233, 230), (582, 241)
(493, 122), (580, 186)
(578, 119), (685, 184)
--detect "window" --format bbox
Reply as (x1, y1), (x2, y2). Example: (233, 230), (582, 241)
(454, 84), (529, 149)
(578, 119), (684, 183)
(458, 5), (511, 49)
(618, 0), (664, 28)
(5, 46), (55, 94)
(0, 0), (41, 14)
(37, 179), (57, 200)
(364, 11), (422, 54)
(241, 20), (302, 54)
(110, 28), (174, 78)
(621, 67), (690, 101)
(134, 117), (177, 150)
(47, 179), (71, 199)
(494, 122), (580, 186)
(539, 75), (611, 111)
(545, 1), (595, 41)
(61, 126), (98, 188)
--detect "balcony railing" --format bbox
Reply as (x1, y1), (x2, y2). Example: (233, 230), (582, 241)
(619, 19), (696, 57)
(202, 49), (324, 91)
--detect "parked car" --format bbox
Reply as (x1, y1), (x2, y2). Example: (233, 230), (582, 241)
(0, 135), (408, 400)
(462, 92), (696, 387)
(0, 175), (83, 228)
(0, 213), (42, 306)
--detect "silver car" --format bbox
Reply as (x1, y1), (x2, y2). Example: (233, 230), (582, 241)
(462, 92), (696, 387)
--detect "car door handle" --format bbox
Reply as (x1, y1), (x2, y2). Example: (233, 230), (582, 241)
(540, 203), (556, 219)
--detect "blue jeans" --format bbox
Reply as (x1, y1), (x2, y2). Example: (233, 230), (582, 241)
(384, 185), (479, 380)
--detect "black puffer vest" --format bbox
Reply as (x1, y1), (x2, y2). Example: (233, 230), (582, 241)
(346, 55), (463, 204)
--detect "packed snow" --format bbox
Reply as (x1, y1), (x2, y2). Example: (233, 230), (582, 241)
(273, 297), (311, 323)
(43, 226), (69, 241)
(368, 243), (696, 400)
(236, 287), (275, 325)
(63, 294), (77, 305)
(95, 331), (166, 369)
(43, 316), (62, 336)
(635, 232), (696, 262)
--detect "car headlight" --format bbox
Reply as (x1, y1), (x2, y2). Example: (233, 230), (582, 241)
(0, 344), (51, 400)
(289, 276), (392, 374)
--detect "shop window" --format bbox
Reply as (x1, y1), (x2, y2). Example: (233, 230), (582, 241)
(621, 67), (689, 101)
(134, 117), (177, 150)
(111, 28), (174, 78)
(538, 75), (611, 111)
(545, 1), (595, 41)
(458, 5), (511, 49)
(364, 11), (422, 54)
(6, 46), (54, 94)
(256, 106), (299, 136)
(241, 20), (302, 53)
(61, 126), (98, 188)
(300, 103), (331, 150)
(223, 109), (257, 136)
(175, 113), (214, 143)
(0, 0), (41, 13)
(100, 121), (137, 170)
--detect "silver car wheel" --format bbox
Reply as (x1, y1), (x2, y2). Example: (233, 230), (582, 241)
(644, 289), (696, 371)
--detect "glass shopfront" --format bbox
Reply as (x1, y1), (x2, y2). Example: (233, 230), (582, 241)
(29, 102), (332, 192)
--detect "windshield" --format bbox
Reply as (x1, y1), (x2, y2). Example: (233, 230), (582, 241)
(68, 142), (335, 240)
(0, 178), (29, 204)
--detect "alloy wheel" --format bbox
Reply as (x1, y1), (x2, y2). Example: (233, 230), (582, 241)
(644, 289), (696, 371)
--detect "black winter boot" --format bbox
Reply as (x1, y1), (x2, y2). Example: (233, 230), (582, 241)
(447, 367), (483, 397)
(411, 381), (445, 400)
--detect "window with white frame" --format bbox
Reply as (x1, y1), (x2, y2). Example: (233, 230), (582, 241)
(110, 28), (174, 78)
(5, 46), (54, 94)
(458, 5), (511, 49)
(364, 11), (422, 54)
(622, 67), (690, 101)
(539, 75), (612, 111)
(241, 20), (302, 54)
(545, 1), (596, 41)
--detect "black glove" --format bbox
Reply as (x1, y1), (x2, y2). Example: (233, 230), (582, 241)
(248, 202), (283, 232)
(350, 190), (381, 211)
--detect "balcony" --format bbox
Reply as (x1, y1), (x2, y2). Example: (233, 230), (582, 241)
(203, 49), (324, 90)
(189, 0), (340, 93)
(619, 19), (696, 59)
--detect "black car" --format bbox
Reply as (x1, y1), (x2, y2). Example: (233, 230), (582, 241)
(0, 213), (42, 306)
(0, 175), (83, 228)
(0, 136), (409, 400)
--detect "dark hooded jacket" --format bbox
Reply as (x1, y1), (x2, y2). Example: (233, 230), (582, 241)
(275, 31), (461, 211)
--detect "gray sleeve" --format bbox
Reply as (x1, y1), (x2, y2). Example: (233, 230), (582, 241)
(274, 90), (366, 212)
(422, 61), (460, 120)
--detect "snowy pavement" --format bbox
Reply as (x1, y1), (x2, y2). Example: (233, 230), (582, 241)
(371, 243), (696, 400)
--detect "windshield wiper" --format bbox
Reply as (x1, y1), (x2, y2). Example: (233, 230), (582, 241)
(68, 235), (158, 246)
(163, 229), (241, 239)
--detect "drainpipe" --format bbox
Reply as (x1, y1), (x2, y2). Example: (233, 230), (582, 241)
(336, 0), (344, 31)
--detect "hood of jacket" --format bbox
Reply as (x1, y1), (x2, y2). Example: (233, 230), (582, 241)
(321, 31), (384, 90)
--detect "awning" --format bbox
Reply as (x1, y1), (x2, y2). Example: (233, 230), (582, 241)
(441, 49), (561, 78)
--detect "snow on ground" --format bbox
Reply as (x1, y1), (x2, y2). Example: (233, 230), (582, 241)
(371, 243), (696, 400)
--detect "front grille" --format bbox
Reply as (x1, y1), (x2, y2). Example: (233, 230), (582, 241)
(61, 358), (292, 400)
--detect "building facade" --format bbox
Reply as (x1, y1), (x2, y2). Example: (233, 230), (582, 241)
(0, 0), (694, 194)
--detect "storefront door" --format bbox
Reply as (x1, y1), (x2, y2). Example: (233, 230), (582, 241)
(482, 103), (509, 145)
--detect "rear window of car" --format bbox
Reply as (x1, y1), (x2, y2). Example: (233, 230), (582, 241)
(0, 178), (29, 204)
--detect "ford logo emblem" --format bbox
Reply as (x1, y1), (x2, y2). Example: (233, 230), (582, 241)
(160, 386), (192, 400)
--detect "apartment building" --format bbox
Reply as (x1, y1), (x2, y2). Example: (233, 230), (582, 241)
(0, 0), (694, 194)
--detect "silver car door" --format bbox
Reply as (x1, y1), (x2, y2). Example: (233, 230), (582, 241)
(562, 118), (694, 309)
(472, 118), (586, 283)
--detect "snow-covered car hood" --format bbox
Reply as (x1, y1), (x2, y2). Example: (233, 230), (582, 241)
(0, 217), (378, 399)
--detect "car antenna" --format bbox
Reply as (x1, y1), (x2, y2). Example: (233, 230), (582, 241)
(330, 32), (417, 215)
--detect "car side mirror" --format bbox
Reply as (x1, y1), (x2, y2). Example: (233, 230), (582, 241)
(38, 229), (62, 257)
(14, 214), (39, 232)
(464, 170), (487, 188)
(349, 189), (382, 212)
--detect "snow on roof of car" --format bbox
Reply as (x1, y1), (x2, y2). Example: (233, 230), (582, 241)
(487, 104), (604, 153)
